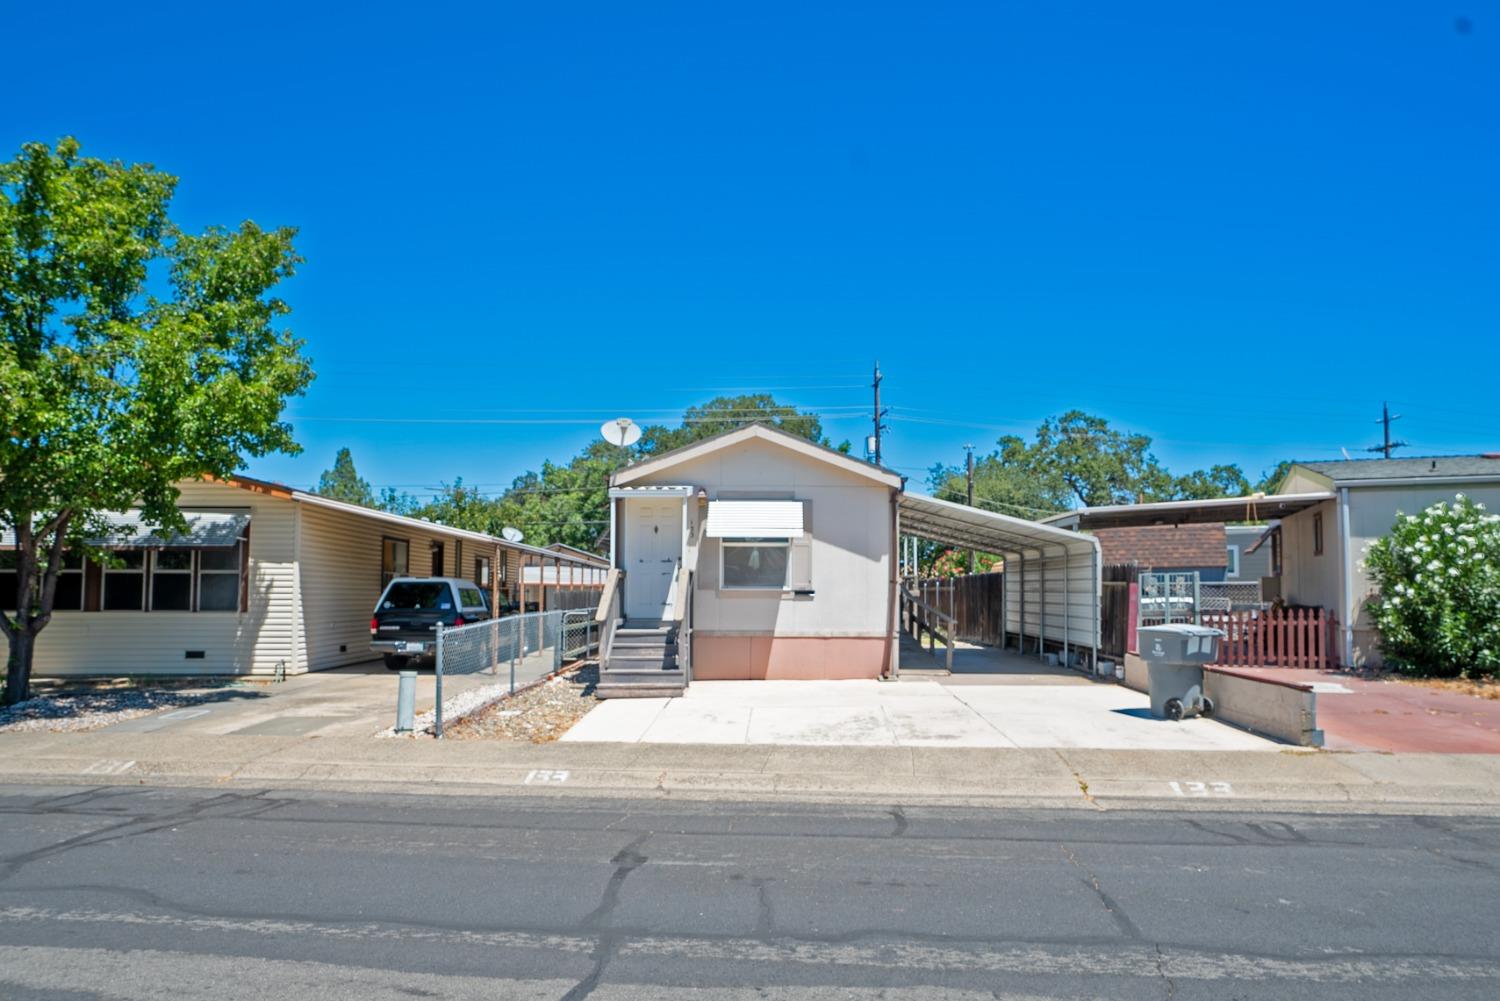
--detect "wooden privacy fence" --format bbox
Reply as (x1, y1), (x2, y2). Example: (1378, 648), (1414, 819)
(1201, 607), (1338, 670)
(907, 574), (1007, 646)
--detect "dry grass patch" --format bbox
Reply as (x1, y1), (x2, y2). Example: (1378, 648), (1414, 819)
(444, 664), (600, 742)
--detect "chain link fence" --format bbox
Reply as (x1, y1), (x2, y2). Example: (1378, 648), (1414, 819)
(432, 609), (598, 737)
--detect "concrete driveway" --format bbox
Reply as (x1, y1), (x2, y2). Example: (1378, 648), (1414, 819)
(562, 679), (1277, 750)
(100, 662), (504, 738)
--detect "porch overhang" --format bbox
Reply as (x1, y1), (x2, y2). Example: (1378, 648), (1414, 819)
(608, 485), (695, 499)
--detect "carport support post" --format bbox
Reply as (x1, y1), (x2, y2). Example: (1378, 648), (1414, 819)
(1039, 555), (1047, 663)
(1063, 552), (1070, 669)
(1018, 554), (1025, 655)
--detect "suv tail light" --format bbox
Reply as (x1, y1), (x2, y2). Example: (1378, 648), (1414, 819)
(369, 617), (378, 634)
(453, 615), (466, 627)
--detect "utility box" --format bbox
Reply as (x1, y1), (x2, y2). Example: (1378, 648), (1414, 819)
(1138, 624), (1224, 720)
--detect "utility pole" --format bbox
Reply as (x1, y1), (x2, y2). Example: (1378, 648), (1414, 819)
(964, 444), (976, 572)
(870, 361), (890, 466)
(1366, 401), (1407, 459)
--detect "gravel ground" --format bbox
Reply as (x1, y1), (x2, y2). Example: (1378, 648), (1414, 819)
(0, 684), (253, 733)
(445, 664), (600, 742)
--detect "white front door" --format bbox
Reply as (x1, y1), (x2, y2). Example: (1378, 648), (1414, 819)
(624, 499), (681, 621)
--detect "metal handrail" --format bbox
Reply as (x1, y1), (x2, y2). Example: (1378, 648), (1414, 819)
(900, 584), (956, 673)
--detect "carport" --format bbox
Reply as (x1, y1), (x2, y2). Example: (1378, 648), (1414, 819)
(897, 493), (1101, 676)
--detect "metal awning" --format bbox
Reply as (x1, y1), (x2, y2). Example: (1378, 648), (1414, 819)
(2, 510), (251, 548)
(899, 493), (1101, 661)
(705, 500), (804, 538)
(900, 493), (1097, 560)
(1041, 492), (1332, 531)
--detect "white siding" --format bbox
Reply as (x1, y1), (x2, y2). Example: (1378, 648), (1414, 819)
(31, 481), (298, 677)
(1002, 547), (1098, 654)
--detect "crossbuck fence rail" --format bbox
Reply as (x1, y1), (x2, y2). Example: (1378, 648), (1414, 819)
(431, 609), (599, 737)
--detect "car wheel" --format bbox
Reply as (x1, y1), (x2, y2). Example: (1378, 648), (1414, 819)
(384, 654), (410, 672)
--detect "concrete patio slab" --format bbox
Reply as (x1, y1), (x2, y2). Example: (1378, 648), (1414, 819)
(563, 679), (1280, 750)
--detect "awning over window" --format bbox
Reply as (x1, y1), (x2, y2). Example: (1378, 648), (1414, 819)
(704, 500), (804, 539)
(2, 510), (251, 549)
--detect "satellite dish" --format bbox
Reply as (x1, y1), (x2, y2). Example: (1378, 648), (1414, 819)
(501, 526), (524, 544)
(601, 417), (642, 448)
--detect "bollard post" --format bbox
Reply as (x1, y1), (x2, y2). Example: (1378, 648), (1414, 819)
(434, 622), (445, 739)
(395, 671), (417, 733)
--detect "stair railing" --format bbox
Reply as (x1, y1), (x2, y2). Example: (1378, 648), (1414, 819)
(595, 568), (624, 665)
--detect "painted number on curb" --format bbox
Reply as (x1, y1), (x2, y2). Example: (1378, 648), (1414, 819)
(524, 769), (570, 785)
(81, 759), (136, 776)
(1169, 781), (1234, 798)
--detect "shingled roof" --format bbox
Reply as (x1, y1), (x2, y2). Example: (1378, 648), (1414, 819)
(1094, 523), (1227, 569)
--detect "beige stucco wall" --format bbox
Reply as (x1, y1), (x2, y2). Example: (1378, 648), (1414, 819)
(621, 437), (895, 678)
(30, 480), (297, 677)
(1279, 499), (1343, 617)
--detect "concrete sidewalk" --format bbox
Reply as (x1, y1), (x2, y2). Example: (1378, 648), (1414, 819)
(3, 729), (1500, 814)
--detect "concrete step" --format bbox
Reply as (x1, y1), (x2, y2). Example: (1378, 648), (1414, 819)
(596, 683), (685, 699)
(602, 661), (683, 677)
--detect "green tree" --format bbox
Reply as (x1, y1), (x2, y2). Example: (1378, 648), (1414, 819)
(0, 138), (312, 704)
(927, 436), (1070, 519)
(1173, 463), (1252, 500)
(636, 394), (841, 455)
(1256, 460), (1294, 494)
(315, 447), (375, 507)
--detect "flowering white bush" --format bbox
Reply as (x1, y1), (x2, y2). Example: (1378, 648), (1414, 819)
(1364, 494), (1500, 677)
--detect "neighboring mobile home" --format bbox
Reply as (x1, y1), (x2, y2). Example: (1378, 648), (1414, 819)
(0, 476), (604, 678)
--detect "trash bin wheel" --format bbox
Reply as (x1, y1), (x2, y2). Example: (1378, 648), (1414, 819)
(1201, 696), (1214, 717)
(1165, 698), (1185, 722)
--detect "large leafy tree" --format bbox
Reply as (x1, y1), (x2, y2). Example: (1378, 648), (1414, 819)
(0, 138), (312, 704)
(1173, 463), (1252, 501)
(315, 447), (375, 507)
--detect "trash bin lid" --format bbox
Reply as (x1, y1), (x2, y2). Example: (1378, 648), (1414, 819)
(1137, 624), (1225, 638)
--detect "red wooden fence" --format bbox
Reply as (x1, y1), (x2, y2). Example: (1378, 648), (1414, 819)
(1202, 608), (1339, 670)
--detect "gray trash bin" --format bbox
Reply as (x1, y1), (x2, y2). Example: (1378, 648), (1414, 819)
(1138, 624), (1224, 721)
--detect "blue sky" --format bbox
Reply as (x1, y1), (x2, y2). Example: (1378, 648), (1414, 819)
(9, 1), (1498, 502)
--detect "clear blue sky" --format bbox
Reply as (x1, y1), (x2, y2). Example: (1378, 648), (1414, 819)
(9, 1), (1498, 503)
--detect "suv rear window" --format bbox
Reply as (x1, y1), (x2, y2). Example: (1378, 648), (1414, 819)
(381, 582), (453, 610)
(458, 587), (487, 609)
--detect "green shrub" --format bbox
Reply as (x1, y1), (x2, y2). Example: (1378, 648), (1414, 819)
(1363, 494), (1500, 677)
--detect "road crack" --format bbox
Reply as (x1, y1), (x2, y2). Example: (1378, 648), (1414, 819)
(1058, 843), (1142, 941)
(561, 833), (650, 1001)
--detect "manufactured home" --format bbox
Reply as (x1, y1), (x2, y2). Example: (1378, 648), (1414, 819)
(1, 476), (604, 678)
(595, 424), (1102, 696)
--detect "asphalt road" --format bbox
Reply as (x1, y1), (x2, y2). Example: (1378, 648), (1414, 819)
(0, 784), (1497, 1000)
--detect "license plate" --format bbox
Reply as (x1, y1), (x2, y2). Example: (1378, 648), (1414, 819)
(399, 641), (425, 653)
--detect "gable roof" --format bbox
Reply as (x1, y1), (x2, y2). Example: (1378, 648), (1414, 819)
(1287, 454), (1500, 487)
(611, 422), (904, 489)
(1094, 524), (1228, 569)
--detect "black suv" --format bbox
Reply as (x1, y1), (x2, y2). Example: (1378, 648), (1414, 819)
(370, 577), (492, 670)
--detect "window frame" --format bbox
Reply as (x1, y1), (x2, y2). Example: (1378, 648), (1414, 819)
(382, 536), (410, 586)
(197, 545), (243, 613)
(102, 551), (147, 612)
(149, 549), (195, 612)
(719, 537), (793, 591)
(475, 555), (491, 587)
(1313, 512), (1324, 557)
(1224, 545), (1240, 579)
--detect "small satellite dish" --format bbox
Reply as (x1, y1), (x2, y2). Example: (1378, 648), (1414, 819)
(501, 526), (524, 544)
(601, 417), (642, 448)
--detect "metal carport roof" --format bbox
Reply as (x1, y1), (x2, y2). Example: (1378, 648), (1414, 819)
(898, 493), (1102, 666)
